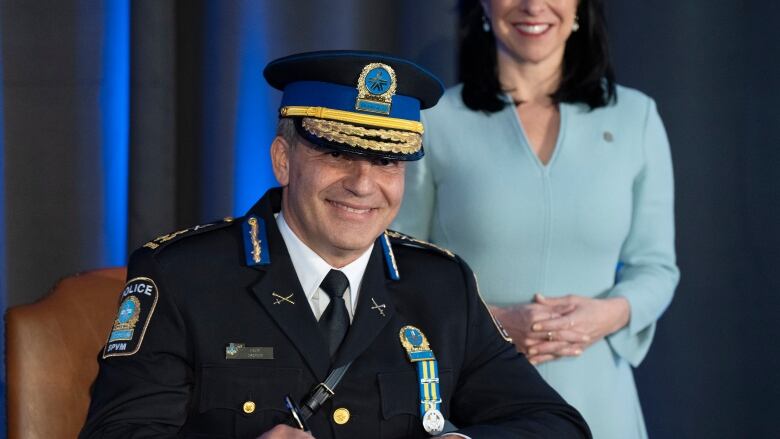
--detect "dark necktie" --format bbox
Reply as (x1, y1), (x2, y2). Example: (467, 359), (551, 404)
(318, 269), (350, 357)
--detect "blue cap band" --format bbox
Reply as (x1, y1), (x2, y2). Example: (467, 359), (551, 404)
(280, 81), (421, 121)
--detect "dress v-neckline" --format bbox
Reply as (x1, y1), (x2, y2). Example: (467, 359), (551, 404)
(508, 102), (568, 171)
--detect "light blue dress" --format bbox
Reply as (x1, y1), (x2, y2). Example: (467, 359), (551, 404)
(393, 84), (679, 438)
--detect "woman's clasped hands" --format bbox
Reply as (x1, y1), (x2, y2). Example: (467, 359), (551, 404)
(491, 293), (631, 365)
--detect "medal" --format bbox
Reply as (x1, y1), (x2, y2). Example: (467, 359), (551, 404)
(399, 325), (448, 436)
(422, 408), (445, 435)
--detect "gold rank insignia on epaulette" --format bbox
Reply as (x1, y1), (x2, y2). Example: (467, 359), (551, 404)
(142, 217), (235, 251)
(242, 215), (271, 266)
(385, 230), (455, 259)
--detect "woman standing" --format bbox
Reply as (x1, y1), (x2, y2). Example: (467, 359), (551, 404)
(393, 0), (679, 437)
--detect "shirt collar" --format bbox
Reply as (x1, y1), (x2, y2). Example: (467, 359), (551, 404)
(276, 211), (373, 314)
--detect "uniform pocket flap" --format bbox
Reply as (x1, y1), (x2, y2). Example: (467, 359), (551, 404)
(377, 369), (452, 420)
(198, 365), (302, 414)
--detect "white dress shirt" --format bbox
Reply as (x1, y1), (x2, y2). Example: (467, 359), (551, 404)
(276, 211), (372, 322)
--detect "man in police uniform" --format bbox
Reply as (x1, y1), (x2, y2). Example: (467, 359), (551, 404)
(81, 51), (590, 439)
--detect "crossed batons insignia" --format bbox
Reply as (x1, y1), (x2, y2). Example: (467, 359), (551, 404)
(371, 297), (386, 317)
(272, 291), (387, 318)
(272, 292), (295, 305)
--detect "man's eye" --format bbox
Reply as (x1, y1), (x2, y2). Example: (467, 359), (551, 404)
(376, 158), (394, 166)
(329, 151), (342, 158)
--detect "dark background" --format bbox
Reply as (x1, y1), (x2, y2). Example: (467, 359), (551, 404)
(1, 1), (778, 437)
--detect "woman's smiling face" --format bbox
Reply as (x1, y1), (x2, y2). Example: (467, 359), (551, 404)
(482, 0), (579, 67)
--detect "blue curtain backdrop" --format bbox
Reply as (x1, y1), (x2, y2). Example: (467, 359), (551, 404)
(1, 0), (778, 437)
(100, 0), (130, 267)
(232, 1), (274, 216)
(0, 5), (6, 428)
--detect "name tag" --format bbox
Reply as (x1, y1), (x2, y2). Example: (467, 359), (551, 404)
(225, 343), (274, 360)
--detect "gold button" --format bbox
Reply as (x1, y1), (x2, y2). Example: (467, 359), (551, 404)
(333, 407), (350, 424)
(243, 401), (256, 414)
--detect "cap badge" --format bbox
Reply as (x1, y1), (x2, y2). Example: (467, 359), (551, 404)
(356, 62), (396, 115)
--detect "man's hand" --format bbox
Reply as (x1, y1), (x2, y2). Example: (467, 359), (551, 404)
(257, 425), (315, 439)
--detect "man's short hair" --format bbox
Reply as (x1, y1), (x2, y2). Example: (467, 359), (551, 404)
(276, 117), (297, 147)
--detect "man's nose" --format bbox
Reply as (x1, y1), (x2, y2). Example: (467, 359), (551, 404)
(342, 160), (375, 195)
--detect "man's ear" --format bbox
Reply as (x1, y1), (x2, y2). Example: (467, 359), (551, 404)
(270, 136), (291, 186)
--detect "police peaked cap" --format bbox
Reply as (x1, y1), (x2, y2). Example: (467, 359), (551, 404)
(264, 50), (445, 161)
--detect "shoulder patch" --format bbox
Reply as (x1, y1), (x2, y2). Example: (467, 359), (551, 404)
(103, 277), (159, 358)
(142, 217), (235, 252)
(385, 229), (455, 259)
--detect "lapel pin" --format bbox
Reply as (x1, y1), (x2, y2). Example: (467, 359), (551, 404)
(371, 297), (387, 317)
(272, 292), (295, 305)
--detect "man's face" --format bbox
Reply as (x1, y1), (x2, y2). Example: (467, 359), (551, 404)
(271, 135), (406, 267)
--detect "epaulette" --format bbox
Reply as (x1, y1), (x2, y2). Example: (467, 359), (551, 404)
(385, 230), (455, 259)
(142, 217), (236, 252)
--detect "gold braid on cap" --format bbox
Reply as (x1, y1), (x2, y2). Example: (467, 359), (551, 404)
(302, 118), (422, 155)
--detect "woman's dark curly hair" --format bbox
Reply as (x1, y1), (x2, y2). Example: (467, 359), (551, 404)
(459, 0), (616, 112)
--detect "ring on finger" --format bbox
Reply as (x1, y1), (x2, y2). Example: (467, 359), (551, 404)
(547, 331), (554, 342)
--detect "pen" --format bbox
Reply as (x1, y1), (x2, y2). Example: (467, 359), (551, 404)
(284, 394), (310, 432)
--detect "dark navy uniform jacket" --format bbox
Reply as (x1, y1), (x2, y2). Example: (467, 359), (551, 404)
(81, 188), (590, 438)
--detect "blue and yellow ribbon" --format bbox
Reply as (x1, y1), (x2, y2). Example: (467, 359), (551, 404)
(417, 359), (441, 416)
(399, 326), (443, 424)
